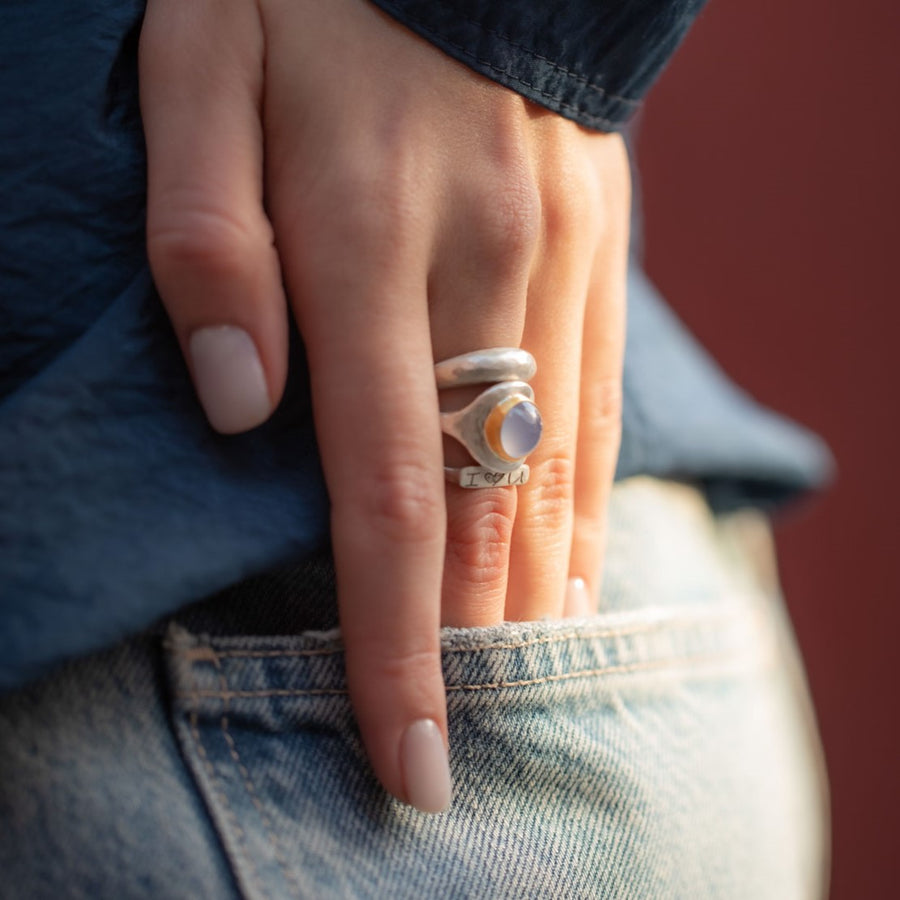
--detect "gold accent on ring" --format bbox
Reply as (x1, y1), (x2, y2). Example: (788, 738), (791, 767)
(484, 394), (530, 463)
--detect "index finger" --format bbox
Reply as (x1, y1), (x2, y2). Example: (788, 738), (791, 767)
(275, 180), (452, 813)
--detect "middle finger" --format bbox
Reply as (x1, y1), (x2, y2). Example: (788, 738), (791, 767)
(429, 158), (539, 627)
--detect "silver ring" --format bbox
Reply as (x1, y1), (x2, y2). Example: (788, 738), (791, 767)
(434, 348), (536, 390)
(439, 380), (542, 472)
(435, 348), (542, 482)
(444, 465), (531, 488)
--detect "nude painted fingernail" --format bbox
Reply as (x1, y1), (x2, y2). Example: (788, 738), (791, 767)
(564, 576), (592, 617)
(400, 719), (452, 814)
(189, 326), (271, 434)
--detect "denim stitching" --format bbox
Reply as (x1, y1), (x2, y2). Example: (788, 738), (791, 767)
(376, 0), (641, 105)
(371, 1), (628, 129)
(207, 610), (743, 661)
(184, 687), (345, 700)
(216, 647), (339, 660)
(186, 700), (266, 898)
(219, 665), (302, 899)
(177, 648), (765, 700)
(447, 652), (762, 691)
(219, 718), (302, 897)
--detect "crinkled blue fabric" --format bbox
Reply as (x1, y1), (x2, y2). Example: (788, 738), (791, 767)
(0, 1), (830, 692)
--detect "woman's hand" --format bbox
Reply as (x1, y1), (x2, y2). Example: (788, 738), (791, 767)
(140, 0), (629, 812)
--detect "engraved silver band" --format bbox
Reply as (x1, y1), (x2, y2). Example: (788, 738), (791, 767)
(434, 348), (536, 390)
(444, 465), (530, 489)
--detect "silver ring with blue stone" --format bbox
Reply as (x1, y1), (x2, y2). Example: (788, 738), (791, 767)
(436, 348), (543, 483)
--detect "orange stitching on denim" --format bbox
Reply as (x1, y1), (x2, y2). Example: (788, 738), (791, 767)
(176, 647), (763, 700)
(180, 645), (220, 664)
(186, 687), (346, 698)
(220, 716), (303, 899)
(198, 607), (744, 661)
(187, 710), (265, 898)
(445, 653), (754, 692)
(442, 611), (740, 655)
(217, 655), (302, 898)
(216, 647), (341, 660)
(184, 653), (266, 897)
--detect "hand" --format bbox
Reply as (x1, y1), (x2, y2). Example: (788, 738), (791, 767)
(139, 0), (629, 812)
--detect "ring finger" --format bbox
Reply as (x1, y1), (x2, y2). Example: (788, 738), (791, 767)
(505, 138), (601, 621)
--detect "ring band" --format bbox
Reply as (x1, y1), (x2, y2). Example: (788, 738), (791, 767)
(434, 348), (536, 390)
(444, 465), (530, 488)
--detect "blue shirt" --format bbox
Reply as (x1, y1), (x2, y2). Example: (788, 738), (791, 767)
(0, 1), (831, 690)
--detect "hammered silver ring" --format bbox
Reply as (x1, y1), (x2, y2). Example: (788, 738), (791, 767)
(435, 348), (542, 485)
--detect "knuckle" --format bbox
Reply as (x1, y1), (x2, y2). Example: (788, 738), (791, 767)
(147, 206), (269, 284)
(579, 376), (624, 442)
(350, 460), (444, 543)
(473, 171), (541, 277)
(572, 512), (607, 556)
(525, 454), (575, 532)
(445, 492), (516, 587)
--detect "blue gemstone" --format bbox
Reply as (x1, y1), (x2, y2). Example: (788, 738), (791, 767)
(500, 401), (542, 459)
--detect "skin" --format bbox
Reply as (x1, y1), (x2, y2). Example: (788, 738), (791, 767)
(139, 0), (630, 809)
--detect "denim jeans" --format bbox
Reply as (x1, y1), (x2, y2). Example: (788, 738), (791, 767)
(0, 478), (828, 899)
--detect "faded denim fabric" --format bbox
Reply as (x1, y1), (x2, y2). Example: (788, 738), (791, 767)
(0, 479), (828, 899)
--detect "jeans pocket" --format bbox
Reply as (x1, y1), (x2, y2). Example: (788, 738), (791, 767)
(164, 599), (821, 900)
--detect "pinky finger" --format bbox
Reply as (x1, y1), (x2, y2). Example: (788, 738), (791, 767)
(567, 163), (630, 613)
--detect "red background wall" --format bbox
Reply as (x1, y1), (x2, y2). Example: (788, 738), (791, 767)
(637, 1), (900, 896)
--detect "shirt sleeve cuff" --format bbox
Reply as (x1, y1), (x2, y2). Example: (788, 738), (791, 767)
(367, 0), (707, 131)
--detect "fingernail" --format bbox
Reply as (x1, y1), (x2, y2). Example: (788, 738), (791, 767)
(400, 719), (452, 814)
(188, 325), (271, 434)
(564, 576), (592, 617)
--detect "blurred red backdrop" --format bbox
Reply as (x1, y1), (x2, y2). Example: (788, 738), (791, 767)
(637, 1), (900, 896)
